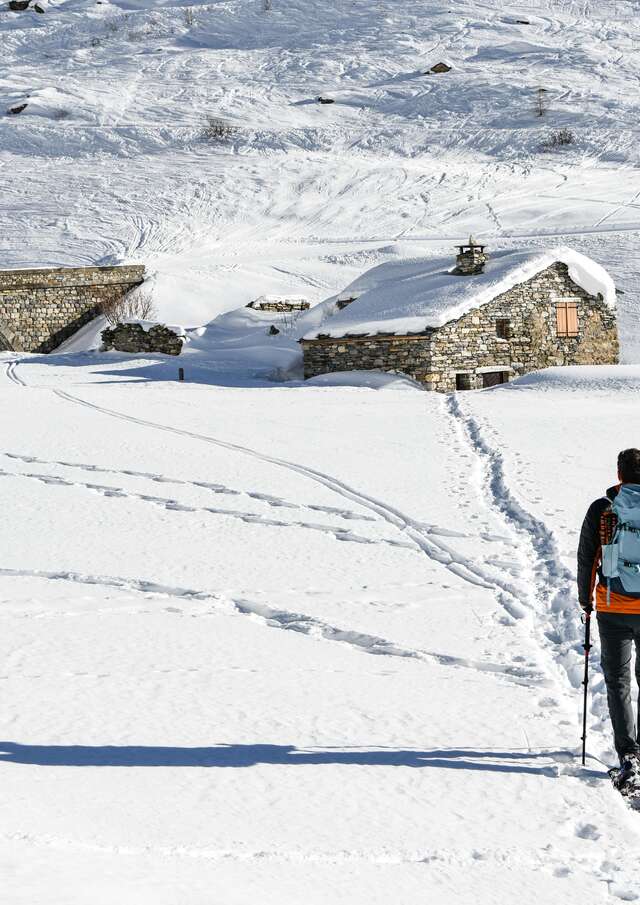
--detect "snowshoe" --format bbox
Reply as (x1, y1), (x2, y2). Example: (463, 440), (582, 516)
(609, 755), (640, 806)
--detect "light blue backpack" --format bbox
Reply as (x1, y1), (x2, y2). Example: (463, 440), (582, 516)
(602, 484), (640, 603)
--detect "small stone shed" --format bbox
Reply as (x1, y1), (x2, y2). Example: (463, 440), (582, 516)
(0, 264), (144, 353)
(247, 295), (310, 313)
(299, 244), (618, 391)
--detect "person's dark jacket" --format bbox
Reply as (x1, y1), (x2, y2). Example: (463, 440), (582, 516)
(577, 484), (640, 607)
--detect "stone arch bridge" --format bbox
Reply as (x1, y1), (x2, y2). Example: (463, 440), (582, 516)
(0, 264), (145, 353)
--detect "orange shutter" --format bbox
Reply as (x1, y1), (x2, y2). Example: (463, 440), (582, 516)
(567, 304), (578, 336)
(556, 304), (568, 336)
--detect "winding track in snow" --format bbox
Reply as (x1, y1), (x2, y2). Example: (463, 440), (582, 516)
(445, 394), (607, 754)
(37, 379), (498, 591)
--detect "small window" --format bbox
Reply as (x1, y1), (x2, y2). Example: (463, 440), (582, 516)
(496, 318), (511, 339)
(456, 373), (472, 391)
(556, 303), (578, 337)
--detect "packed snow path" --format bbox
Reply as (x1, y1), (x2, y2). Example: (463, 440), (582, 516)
(2, 354), (640, 903)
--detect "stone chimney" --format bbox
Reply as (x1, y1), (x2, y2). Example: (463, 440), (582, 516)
(454, 236), (487, 275)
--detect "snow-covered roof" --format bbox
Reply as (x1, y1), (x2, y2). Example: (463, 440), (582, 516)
(301, 246), (615, 340)
(249, 294), (309, 306)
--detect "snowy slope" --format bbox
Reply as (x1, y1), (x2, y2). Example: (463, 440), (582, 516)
(3, 353), (640, 903)
(4, 3), (640, 902)
(1, 0), (640, 346)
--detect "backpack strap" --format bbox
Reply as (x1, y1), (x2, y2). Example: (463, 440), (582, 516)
(600, 507), (619, 607)
(600, 508), (618, 545)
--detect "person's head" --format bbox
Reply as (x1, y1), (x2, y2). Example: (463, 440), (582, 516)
(618, 449), (640, 484)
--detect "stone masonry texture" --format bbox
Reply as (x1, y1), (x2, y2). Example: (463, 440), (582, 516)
(101, 323), (183, 356)
(300, 263), (619, 391)
(0, 265), (145, 353)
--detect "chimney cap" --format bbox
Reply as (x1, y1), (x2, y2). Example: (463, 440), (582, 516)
(457, 235), (486, 254)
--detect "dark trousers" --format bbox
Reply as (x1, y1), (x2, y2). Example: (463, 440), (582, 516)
(598, 612), (640, 761)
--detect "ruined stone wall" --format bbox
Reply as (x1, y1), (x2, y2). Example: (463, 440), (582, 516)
(101, 323), (183, 356)
(0, 265), (145, 353)
(301, 263), (618, 391)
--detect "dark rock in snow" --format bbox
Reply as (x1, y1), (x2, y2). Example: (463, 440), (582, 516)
(317, 97), (335, 105)
(427, 62), (452, 74)
(8, 0), (31, 9)
(33, 0), (46, 11)
(7, 103), (28, 115)
(268, 325), (280, 335)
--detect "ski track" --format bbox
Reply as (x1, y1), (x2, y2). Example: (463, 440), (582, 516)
(0, 566), (539, 684)
(44, 382), (526, 594)
(0, 361), (572, 681)
(0, 465), (411, 552)
(0, 451), (379, 526)
(2, 831), (593, 872)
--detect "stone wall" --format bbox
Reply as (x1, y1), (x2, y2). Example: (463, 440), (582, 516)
(301, 263), (619, 391)
(301, 331), (436, 382)
(0, 264), (145, 353)
(101, 323), (183, 356)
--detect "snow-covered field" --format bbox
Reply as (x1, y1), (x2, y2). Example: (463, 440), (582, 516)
(4, 0), (640, 901)
(2, 354), (640, 903)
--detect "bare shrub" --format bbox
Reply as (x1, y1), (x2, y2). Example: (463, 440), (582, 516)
(540, 128), (575, 150)
(202, 115), (237, 142)
(263, 0), (272, 10)
(278, 309), (303, 333)
(183, 6), (195, 26)
(100, 289), (157, 326)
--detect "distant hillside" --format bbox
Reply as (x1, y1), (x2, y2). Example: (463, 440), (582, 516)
(1, 0), (639, 354)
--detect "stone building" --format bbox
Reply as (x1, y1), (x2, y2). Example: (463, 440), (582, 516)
(0, 264), (145, 353)
(300, 244), (618, 391)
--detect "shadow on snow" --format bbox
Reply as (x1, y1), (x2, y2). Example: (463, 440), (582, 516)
(0, 742), (587, 775)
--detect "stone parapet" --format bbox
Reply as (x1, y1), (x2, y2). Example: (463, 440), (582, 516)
(0, 265), (145, 291)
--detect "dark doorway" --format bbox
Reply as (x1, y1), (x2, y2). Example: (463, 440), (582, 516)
(482, 371), (508, 388)
(455, 373), (472, 391)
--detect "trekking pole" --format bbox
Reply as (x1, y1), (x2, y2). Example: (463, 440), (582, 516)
(581, 610), (592, 766)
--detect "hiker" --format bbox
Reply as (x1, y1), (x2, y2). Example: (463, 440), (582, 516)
(578, 448), (640, 791)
